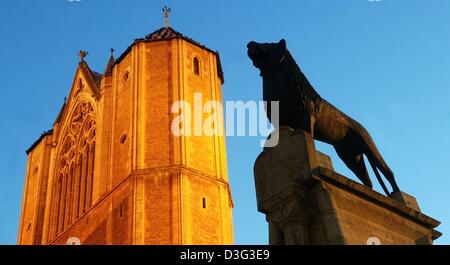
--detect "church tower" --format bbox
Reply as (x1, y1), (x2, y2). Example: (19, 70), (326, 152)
(17, 24), (234, 244)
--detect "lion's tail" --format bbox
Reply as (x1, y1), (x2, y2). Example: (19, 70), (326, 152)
(354, 123), (399, 196)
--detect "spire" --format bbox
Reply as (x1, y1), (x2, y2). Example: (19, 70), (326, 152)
(162, 6), (171, 29)
(103, 48), (115, 77)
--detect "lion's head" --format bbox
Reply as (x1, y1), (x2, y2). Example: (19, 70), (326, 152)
(247, 38), (322, 117)
(247, 39), (286, 71)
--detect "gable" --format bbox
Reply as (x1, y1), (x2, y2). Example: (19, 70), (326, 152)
(55, 62), (101, 129)
(47, 63), (100, 238)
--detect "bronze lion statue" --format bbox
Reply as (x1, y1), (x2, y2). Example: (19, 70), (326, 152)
(247, 39), (400, 196)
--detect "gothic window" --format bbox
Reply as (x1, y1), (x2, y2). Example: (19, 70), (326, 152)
(193, 57), (200, 76)
(52, 101), (96, 237)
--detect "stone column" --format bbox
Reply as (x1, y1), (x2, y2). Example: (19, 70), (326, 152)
(254, 127), (323, 245)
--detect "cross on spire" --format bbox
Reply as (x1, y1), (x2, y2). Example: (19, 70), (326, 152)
(162, 6), (171, 29)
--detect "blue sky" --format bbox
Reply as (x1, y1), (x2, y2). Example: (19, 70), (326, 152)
(1, 0), (449, 244)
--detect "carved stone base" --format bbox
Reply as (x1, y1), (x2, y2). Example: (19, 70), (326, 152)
(254, 127), (441, 245)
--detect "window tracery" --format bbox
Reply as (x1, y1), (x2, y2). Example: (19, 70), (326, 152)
(52, 101), (96, 237)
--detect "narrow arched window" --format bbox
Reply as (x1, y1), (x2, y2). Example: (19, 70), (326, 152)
(52, 101), (96, 238)
(193, 57), (200, 76)
(202, 197), (207, 209)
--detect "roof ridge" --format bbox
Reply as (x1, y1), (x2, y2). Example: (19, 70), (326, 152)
(80, 61), (102, 89)
(26, 130), (53, 154)
(144, 26), (183, 39)
(144, 26), (213, 52)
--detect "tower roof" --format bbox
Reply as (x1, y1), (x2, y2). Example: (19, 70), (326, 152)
(144, 26), (182, 41)
(143, 27), (213, 52)
(116, 27), (224, 84)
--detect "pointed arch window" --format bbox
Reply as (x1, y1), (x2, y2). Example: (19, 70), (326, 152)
(193, 57), (200, 76)
(51, 101), (96, 237)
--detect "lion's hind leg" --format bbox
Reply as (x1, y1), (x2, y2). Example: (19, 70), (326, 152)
(334, 146), (373, 188)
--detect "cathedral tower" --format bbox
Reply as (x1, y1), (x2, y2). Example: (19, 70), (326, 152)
(17, 26), (234, 245)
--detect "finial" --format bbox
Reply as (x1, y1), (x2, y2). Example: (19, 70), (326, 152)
(110, 48), (115, 57)
(79, 50), (88, 62)
(162, 6), (171, 29)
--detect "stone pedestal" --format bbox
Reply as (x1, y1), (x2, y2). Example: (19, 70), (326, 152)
(391, 191), (421, 212)
(254, 127), (441, 245)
